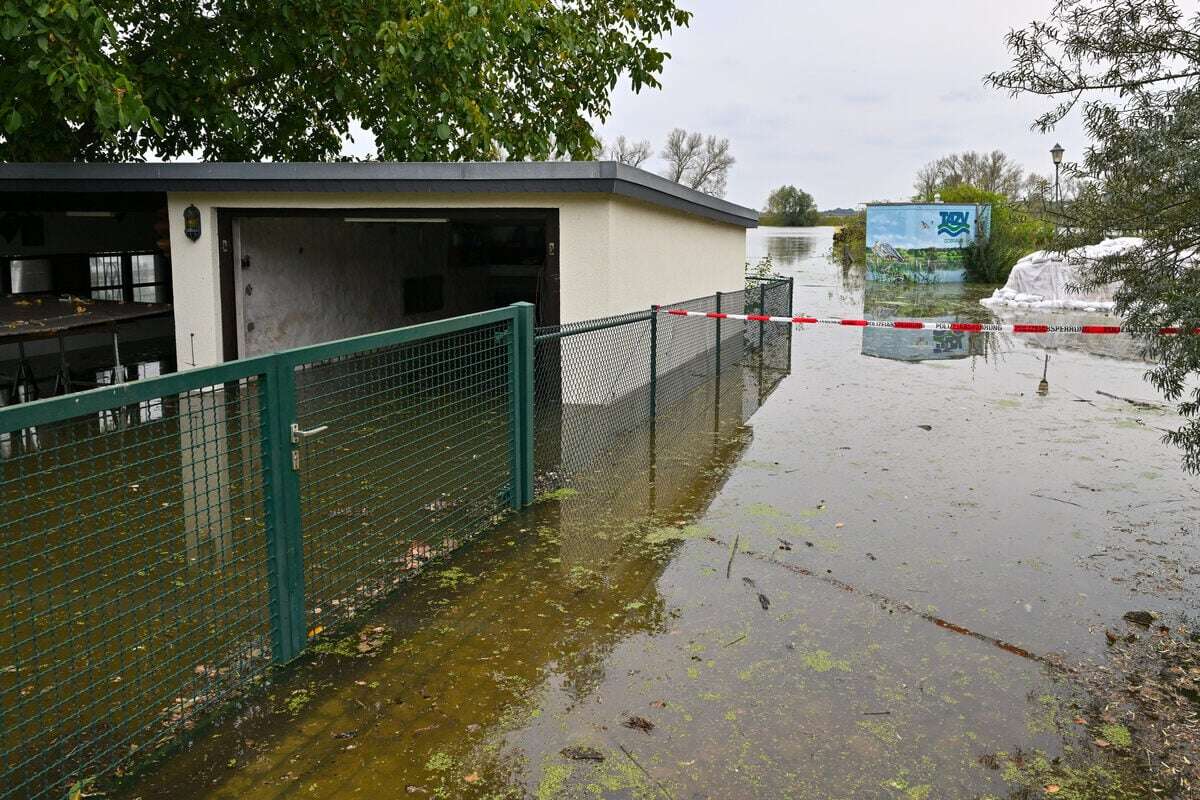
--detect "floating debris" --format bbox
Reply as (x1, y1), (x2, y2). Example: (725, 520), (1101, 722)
(622, 715), (655, 734)
(561, 746), (606, 762)
(1122, 610), (1157, 628)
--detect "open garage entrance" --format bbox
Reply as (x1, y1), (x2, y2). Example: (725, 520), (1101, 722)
(0, 192), (175, 407)
(220, 209), (559, 359)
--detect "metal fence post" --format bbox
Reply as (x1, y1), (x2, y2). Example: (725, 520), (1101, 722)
(714, 291), (723, 377)
(260, 357), (307, 664)
(713, 291), (722, 431)
(649, 306), (658, 418)
(787, 277), (795, 317)
(758, 282), (767, 351)
(509, 302), (535, 508)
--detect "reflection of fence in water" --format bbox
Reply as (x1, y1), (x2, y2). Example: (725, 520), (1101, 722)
(545, 351), (763, 570)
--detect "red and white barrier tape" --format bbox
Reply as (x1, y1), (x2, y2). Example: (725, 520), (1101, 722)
(658, 308), (1199, 336)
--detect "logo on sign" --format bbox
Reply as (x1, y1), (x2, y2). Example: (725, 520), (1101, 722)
(937, 211), (971, 237)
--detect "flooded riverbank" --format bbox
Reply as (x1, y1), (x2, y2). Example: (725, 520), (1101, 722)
(112, 228), (1196, 798)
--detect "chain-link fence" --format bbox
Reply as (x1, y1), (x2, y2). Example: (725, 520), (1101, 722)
(0, 305), (534, 800)
(534, 279), (793, 489)
(745, 276), (794, 352)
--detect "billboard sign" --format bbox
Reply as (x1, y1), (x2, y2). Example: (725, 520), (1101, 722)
(866, 203), (990, 283)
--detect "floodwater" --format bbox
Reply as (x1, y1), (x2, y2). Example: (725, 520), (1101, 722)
(112, 228), (1197, 799)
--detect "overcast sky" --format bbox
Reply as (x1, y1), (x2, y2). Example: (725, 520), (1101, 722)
(595, 0), (1087, 211)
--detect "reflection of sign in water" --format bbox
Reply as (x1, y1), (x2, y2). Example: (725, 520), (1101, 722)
(865, 203), (991, 284)
(861, 325), (974, 362)
(931, 330), (965, 354)
(937, 211), (971, 238)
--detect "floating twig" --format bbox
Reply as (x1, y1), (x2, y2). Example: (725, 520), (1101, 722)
(618, 744), (674, 800)
(1031, 492), (1082, 508)
(726, 534), (739, 579)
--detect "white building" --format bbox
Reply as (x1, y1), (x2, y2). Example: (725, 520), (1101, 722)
(0, 162), (756, 384)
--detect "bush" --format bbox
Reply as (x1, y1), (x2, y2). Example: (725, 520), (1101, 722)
(745, 255), (778, 290)
(936, 184), (1053, 283)
(832, 210), (866, 264)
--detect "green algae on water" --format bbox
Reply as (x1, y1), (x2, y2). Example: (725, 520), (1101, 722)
(800, 649), (851, 673)
(1098, 723), (1132, 748)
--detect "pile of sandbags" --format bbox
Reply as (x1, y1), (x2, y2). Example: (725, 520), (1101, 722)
(980, 237), (1141, 312)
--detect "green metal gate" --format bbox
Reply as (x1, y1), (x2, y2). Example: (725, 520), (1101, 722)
(0, 303), (534, 800)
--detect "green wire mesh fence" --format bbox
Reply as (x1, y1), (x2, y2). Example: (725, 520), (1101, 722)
(294, 323), (517, 637)
(0, 304), (534, 800)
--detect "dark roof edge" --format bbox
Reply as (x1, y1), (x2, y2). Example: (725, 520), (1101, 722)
(0, 161), (758, 228)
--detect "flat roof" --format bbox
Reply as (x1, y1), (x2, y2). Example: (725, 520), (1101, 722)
(865, 201), (988, 207)
(0, 161), (758, 228)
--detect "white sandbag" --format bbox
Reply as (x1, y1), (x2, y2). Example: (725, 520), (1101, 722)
(979, 237), (1141, 312)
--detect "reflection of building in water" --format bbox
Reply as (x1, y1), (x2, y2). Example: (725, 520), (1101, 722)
(861, 283), (990, 363)
(861, 325), (989, 363)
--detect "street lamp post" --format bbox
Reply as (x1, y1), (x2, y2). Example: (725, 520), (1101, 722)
(1050, 143), (1065, 212)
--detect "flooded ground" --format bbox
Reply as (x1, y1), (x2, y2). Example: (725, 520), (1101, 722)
(113, 228), (1197, 799)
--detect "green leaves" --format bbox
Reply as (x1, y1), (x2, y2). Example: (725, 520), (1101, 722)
(0, 0), (690, 161)
(0, 0), (157, 158)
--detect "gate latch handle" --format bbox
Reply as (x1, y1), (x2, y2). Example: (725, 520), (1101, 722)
(290, 423), (329, 444)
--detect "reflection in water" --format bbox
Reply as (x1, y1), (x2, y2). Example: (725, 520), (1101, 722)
(862, 283), (995, 363)
(759, 227), (820, 263)
(1, 354), (172, 455)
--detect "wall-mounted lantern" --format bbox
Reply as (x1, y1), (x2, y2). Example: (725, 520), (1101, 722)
(183, 204), (202, 242)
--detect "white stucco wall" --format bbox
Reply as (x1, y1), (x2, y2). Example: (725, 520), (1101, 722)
(594, 197), (747, 315)
(167, 191), (747, 369)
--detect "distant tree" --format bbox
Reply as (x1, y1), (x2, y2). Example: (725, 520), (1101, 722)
(686, 136), (735, 196)
(759, 185), (821, 227)
(913, 162), (944, 201)
(913, 150), (1028, 199)
(660, 128), (735, 196)
(988, 0), (1200, 473)
(0, 1), (692, 162)
(661, 128), (703, 182)
(608, 135), (653, 167)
